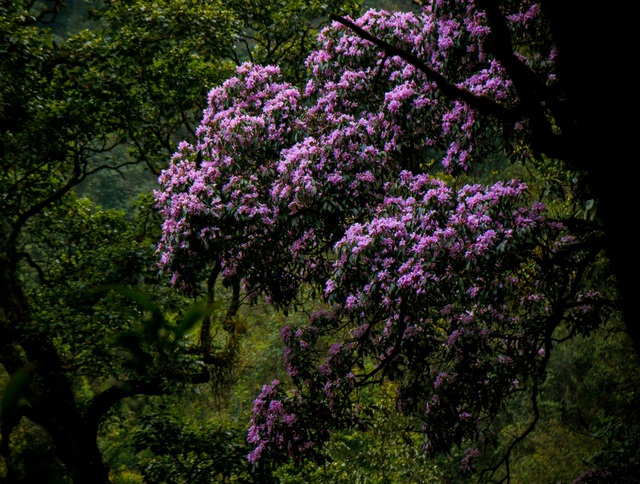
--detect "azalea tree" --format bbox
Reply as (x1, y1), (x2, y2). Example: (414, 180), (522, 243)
(155, 1), (631, 480)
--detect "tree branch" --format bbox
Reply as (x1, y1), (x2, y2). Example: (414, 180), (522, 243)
(85, 367), (212, 439)
(328, 14), (522, 123)
(8, 150), (84, 251)
(17, 251), (48, 286)
(200, 259), (222, 353)
(473, 0), (571, 160)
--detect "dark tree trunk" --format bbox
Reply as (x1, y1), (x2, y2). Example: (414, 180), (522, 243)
(0, 253), (111, 483)
(552, 1), (640, 354)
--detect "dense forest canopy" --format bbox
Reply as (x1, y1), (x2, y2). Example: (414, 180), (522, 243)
(1, 0), (638, 483)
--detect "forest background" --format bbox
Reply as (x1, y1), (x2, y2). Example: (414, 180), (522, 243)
(1, 0), (638, 483)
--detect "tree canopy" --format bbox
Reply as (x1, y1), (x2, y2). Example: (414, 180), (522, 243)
(155, 1), (637, 480)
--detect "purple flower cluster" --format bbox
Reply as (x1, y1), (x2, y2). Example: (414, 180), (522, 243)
(289, 172), (569, 454)
(155, 1), (602, 470)
(246, 380), (311, 465)
(155, 3), (556, 294)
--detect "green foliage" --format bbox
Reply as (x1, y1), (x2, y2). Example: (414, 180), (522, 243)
(363, 0), (420, 12)
(58, 0), (238, 175)
(131, 411), (266, 483)
(456, 319), (640, 484)
(543, 325), (640, 479)
(225, 0), (362, 83)
(274, 385), (444, 483)
(22, 195), (161, 379)
(75, 157), (159, 212)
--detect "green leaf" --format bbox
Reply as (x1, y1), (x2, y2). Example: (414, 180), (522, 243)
(174, 301), (208, 340)
(1, 363), (37, 423)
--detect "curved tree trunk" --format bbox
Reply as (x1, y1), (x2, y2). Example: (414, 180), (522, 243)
(554, 1), (640, 354)
(0, 253), (111, 483)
